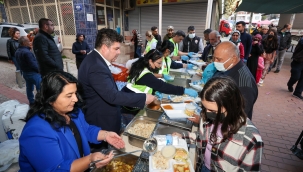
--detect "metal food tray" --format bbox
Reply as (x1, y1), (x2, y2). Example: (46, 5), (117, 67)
(92, 149), (138, 172)
(158, 113), (193, 131)
(169, 77), (191, 88)
(123, 116), (158, 148)
(153, 123), (189, 136)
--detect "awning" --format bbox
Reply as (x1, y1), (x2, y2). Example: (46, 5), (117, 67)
(236, 0), (303, 14)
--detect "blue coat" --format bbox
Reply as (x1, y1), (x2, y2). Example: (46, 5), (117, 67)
(78, 50), (146, 133)
(19, 109), (101, 171)
(15, 46), (39, 73)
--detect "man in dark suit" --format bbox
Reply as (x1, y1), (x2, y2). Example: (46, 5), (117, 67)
(78, 29), (156, 136)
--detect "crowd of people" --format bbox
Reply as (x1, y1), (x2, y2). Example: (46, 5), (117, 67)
(4, 16), (302, 171)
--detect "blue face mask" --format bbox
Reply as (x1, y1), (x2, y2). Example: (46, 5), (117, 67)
(206, 112), (225, 121)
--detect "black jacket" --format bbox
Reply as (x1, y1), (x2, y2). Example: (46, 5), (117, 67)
(6, 38), (19, 60)
(292, 38), (303, 62)
(33, 30), (63, 76)
(15, 46), (39, 73)
(277, 31), (291, 50)
(181, 36), (201, 53)
(72, 35), (90, 61)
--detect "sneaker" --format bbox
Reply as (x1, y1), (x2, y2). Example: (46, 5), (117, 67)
(288, 86), (293, 92)
(274, 70), (280, 73)
(293, 94), (303, 100)
(259, 79), (264, 84)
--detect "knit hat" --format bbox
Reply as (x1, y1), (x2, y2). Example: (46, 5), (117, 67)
(167, 26), (174, 30)
(262, 25), (269, 30)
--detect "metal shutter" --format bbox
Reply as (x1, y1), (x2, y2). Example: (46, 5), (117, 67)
(128, 7), (140, 32)
(139, 3), (207, 43)
(292, 13), (303, 30)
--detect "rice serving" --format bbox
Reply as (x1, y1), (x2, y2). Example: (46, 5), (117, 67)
(127, 122), (156, 138)
(152, 151), (169, 170)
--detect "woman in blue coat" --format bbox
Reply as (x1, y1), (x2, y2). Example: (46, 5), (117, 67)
(19, 71), (125, 171)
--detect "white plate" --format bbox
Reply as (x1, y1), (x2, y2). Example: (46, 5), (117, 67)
(149, 139), (195, 172)
(160, 103), (195, 119)
(189, 83), (203, 91)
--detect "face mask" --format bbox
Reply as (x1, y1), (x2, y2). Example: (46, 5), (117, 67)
(206, 112), (226, 121)
(149, 66), (161, 73)
(188, 33), (195, 38)
(214, 57), (232, 72)
(268, 35), (274, 38)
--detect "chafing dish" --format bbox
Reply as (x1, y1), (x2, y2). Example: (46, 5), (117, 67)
(123, 116), (157, 148)
(158, 113), (193, 131)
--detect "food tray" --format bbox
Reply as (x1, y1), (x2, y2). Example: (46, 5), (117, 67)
(158, 113), (193, 131)
(189, 59), (206, 66)
(123, 116), (158, 148)
(160, 103), (195, 119)
(148, 139), (195, 172)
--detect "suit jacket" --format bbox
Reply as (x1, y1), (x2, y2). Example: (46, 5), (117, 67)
(19, 109), (101, 171)
(78, 50), (146, 133)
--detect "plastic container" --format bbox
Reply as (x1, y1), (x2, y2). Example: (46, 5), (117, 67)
(184, 103), (197, 116)
(161, 145), (176, 159)
(111, 64), (128, 82)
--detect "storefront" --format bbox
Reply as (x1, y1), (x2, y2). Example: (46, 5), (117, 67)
(127, 0), (220, 42)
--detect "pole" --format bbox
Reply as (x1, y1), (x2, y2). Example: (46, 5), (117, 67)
(159, 0), (162, 36)
(205, 0), (213, 29)
(66, 61), (70, 73)
(26, 0), (32, 23)
(54, 0), (62, 45)
(249, 12), (253, 35)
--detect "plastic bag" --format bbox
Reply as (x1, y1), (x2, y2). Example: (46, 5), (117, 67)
(0, 140), (19, 171)
(0, 100), (20, 142)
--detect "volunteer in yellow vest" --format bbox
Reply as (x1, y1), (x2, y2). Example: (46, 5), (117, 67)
(154, 40), (194, 81)
(143, 31), (158, 55)
(169, 30), (194, 62)
(121, 49), (198, 114)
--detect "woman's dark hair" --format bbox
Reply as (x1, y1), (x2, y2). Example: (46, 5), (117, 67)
(128, 49), (163, 82)
(160, 40), (174, 54)
(263, 29), (278, 50)
(8, 27), (20, 38)
(24, 71), (85, 129)
(200, 76), (247, 144)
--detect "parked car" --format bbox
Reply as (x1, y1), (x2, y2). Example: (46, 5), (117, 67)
(0, 23), (62, 59)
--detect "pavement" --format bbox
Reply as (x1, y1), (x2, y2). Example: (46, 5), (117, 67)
(1, 51), (303, 171)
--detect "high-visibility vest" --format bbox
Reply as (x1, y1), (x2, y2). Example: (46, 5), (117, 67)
(126, 68), (153, 94)
(158, 56), (172, 75)
(169, 38), (178, 56)
(145, 38), (158, 53)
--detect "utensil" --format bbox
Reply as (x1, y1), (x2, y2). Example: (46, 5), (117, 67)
(143, 137), (158, 155)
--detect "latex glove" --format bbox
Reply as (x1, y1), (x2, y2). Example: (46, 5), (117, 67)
(155, 91), (163, 100)
(184, 88), (198, 97)
(105, 132), (125, 149)
(188, 52), (194, 57)
(163, 74), (174, 81)
(181, 55), (189, 61)
(187, 64), (193, 69)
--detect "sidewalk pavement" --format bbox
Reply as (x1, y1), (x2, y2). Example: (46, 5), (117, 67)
(0, 52), (302, 172)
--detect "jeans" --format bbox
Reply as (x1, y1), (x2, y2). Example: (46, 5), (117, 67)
(276, 49), (287, 70)
(23, 72), (42, 104)
(287, 60), (303, 95)
(11, 56), (21, 71)
(201, 164), (211, 172)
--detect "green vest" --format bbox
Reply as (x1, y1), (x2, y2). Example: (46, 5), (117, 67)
(169, 38), (178, 56)
(126, 68), (153, 94)
(158, 56), (172, 75)
(145, 38), (158, 53)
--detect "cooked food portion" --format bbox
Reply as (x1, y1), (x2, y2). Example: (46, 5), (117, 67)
(173, 163), (190, 172)
(127, 122), (156, 138)
(162, 105), (173, 110)
(101, 160), (134, 172)
(171, 96), (184, 102)
(161, 145), (176, 159)
(174, 148), (188, 161)
(152, 151), (169, 170)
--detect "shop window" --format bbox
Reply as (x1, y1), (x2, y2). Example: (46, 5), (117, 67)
(96, 6), (105, 25)
(96, 0), (105, 4)
(106, 0), (112, 6)
(114, 0), (120, 8)
(106, 7), (114, 29)
(114, 9), (120, 27)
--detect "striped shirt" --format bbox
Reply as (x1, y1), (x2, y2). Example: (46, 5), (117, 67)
(184, 119), (264, 172)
